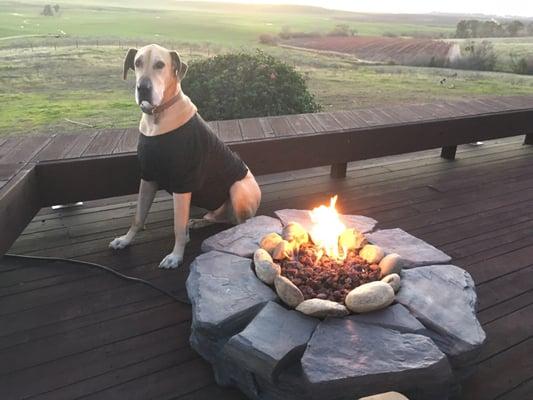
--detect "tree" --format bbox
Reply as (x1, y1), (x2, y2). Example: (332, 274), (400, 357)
(182, 50), (322, 121)
(53, 4), (60, 13)
(505, 20), (524, 37)
(41, 4), (54, 16)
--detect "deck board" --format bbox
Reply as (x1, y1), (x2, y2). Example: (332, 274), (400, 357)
(1, 136), (532, 399)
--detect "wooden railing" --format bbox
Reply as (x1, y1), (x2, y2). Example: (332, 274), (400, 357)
(1, 95), (532, 255)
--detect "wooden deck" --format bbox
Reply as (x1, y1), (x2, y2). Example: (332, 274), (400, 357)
(1, 136), (532, 399)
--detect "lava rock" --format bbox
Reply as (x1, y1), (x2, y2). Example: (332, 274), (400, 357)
(382, 273), (401, 293)
(201, 216), (282, 257)
(345, 281), (395, 313)
(396, 265), (486, 368)
(223, 302), (318, 382)
(360, 244), (385, 264)
(367, 228), (451, 268)
(254, 248), (281, 285)
(275, 209), (377, 234)
(302, 318), (453, 399)
(296, 298), (350, 318)
(349, 303), (427, 335)
(186, 251), (277, 337)
(275, 275), (304, 308)
(379, 253), (403, 277)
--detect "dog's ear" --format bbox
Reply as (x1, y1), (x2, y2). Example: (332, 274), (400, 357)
(170, 50), (188, 81)
(123, 48), (137, 80)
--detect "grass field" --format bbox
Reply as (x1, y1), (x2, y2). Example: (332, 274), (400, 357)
(1, 0), (533, 135)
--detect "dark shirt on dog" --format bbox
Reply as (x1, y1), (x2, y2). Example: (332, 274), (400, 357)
(137, 113), (248, 210)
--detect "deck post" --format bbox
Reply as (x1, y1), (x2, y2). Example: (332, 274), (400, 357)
(330, 163), (347, 179)
(441, 145), (457, 160)
(524, 133), (533, 145)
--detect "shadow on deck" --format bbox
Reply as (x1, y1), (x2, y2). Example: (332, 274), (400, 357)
(1, 136), (532, 399)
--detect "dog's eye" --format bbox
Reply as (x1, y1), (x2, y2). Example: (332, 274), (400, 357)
(134, 58), (143, 68)
(154, 61), (165, 70)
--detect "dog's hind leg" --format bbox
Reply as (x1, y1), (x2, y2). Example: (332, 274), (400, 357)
(229, 171), (261, 224)
(109, 179), (158, 249)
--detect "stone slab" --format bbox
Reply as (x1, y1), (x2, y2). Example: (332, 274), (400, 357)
(186, 251), (277, 337)
(396, 265), (486, 368)
(301, 318), (453, 399)
(275, 209), (377, 234)
(367, 228), (451, 268)
(349, 303), (428, 335)
(201, 216), (282, 258)
(224, 301), (318, 382)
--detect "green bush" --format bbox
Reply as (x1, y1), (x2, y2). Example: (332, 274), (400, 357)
(182, 50), (322, 121)
(452, 40), (496, 71)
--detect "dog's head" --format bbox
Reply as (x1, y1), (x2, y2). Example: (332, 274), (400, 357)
(123, 44), (188, 114)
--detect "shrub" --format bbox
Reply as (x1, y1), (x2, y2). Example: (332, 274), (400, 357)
(510, 55), (533, 75)
(452, 40), (496, 71)
(258, 34), (277, 45)
(182, 50), (322, 121)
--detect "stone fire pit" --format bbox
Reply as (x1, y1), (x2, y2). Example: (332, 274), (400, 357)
(186, 209), (486, 400)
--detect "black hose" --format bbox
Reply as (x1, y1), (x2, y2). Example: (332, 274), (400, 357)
(4, 253), (191, 305)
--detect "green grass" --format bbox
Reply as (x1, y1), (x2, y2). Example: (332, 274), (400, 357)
(1, 1), (533, 135)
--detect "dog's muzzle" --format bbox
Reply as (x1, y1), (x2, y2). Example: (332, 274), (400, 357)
(137, 77), (154, 114)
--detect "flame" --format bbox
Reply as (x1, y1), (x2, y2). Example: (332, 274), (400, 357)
(310, 195), (346, 260)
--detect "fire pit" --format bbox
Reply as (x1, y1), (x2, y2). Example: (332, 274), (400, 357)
(186, 199), (487, 400)
(254, 196), (399, 317)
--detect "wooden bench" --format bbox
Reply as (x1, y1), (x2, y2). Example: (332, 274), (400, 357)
(1, 95), (532, 255)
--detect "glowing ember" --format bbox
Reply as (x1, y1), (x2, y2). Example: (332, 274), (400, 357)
(309, 195), (346, 260)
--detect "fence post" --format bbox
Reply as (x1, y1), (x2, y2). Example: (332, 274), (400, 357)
(330, 163), (347, 179)
(524, 133), (533, 145)
(440, 145), (457, 160)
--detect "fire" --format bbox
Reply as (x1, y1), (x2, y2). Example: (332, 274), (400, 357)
(309, 195), (346, 260)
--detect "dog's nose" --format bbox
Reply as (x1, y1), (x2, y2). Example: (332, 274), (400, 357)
(136, 77), (153, 100)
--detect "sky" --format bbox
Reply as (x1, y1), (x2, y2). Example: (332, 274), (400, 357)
(205, 0), (533, 18)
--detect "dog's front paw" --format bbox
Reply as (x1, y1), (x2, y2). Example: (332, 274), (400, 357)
(159, 253), (183, 269)
(109, 235), (132, 250)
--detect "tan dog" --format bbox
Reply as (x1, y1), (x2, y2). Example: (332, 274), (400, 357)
(109, 44), (261, 268)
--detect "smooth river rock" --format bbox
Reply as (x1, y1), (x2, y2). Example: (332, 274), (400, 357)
(339, 228), (367, 251)
(359, 244), (385, 264)
(272, 240), (294, 261)
(382, 273), (401, 292)
(275, 275), (304, 308)
(379, 253), (403, 277)
(367, 228), (451, 268)
(223, 302), (318, 382)
(201, 215), (282, 258)
(345, 281), (395, 313)
(260, 232), (283, 254)
(302, 318), (453, 399)
(275, 209), (377, 234)
(396, 265), (486, 368)
(254, 248), (281, 285)
(186, 251), (277, 337)
(282, 221), (309, 245)
(296, 298), (350, 318)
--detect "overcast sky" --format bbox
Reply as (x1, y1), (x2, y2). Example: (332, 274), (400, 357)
(211, 0), (533, 18)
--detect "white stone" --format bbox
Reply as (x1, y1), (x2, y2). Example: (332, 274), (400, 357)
(382, 273), (401, 293)
(345, 281), (395, 313)
(359, 392), (410, 400)
(296, 298), (350, 318)
(360, 244), (385, 264)
(274, 275), (304, 308)
(260, 232), (283, 255)
(254, 249), (281, 285)
(339, 228), (367, 252)
(379, 253), (402, 278)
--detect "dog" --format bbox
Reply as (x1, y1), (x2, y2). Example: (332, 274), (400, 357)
(109, 44), (261, 269)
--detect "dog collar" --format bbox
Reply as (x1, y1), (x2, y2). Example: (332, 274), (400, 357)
(144, 93), (182, 116)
